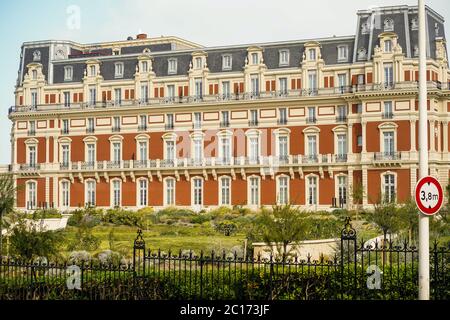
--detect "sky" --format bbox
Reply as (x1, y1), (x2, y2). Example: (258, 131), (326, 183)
(0, 0), (448, 164)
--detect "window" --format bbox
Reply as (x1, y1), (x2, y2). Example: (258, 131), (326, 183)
(250, 110), (258, 126)
(220, 177), (231, 206)
(89, 86), (96, 106)
(357, 135), (363, 147)
(61, 181), (70, 208)
(32, 70), (37, 80)
(164, 178), (175, 206)
(249, 136), (259, 163)
(307, 176), (318, 205)
(89, 65), (96, 76)
(87, 143), (95, 164)
(308, 70), (317, 91)
(29, 121), (36, 135)
(27, 181), (37, 209)
(139, 141), (148, 161)
(250, 75), (259, 96)
(384, 18), (394, 32)
(357, 103), (363, 114)
(277, 176), (289, 205)
(141, 61), (148, 73)
(193, 112), (201, 129)
(338, 45), (348, 61)
(222, 55), (232, 70)
(195, 57), (202, 69)
(138, 179), (148, 207)
(309, 49), (316, 60)
(167, 85), (176, 101)
(61, 145), (70, 166)
(165, 140), (175, 161)
(221, 111), (230, 127)
(357, 74), (365, 85)
(194, 78), (202, 98)
(307, 135), (317, 158)
(251, 53), (258, 64)
(64, 66), (73, 81)
(337, 105), (347, 121)
(28, 146), (36, 167)
(113, 116), (121, 132)
(384, 40), (392, 53)
(249, 177), (260, 206)
(278, 136), (288, 159)
(278, 108), (287, 125)
(112, 142), (121, 163)
(192, 178), (203, 206)
(219, 135), (231, 163)
(383, 132), (395, 155)
(31, 89), (38, 108)
(62, 119), (69, 134)
(338, 74), (347, 89)
(112, 180), (121, 207)
(279, 50), (289, 66)
(140, 83), (148, 103)
(337, 176), (347, 206)
(87, 118), (94, 133)
(114, 88), (122, 105)
(307, 107), (316, 123)
(383, 101), (393, 118)
(86, 180), (96, 206)
(63, 92), (71, 107)
(383, 174), (395, 203)
(168, 58), (177, 74)
(193, 138), (203, 162)
(166, 114), (174, 130)
(222, 81), (230, 98)
(384, 63), (393, 87)
(139, 115), (147, 131)
(114, 62), (124, 78)
(279, 77), (288, 94)
(337, 134), (347, 158)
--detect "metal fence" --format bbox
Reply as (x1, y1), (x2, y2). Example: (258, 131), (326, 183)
(0, 218), (448, 300)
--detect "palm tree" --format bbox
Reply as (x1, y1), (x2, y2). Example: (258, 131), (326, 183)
(0, 174), (16, 256)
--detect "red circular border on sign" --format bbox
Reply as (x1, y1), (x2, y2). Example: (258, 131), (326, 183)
(415, 176), (443, 215)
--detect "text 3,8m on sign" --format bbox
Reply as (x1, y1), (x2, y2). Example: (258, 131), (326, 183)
(415, 176), (444, 216)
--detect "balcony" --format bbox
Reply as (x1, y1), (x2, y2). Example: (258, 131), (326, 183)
(334, 154), (348, 162)
(303, 154), (318, 163)
(27, 129), (36, 136)
(112, 126), (121, 133)
(165, 124), (174, 131)
(306, 117), (317, 124)
(9, 81), (449, 116)
(248, 120), (259, 127)
(336, 115), (347, 123)
(19, 163), (40, 171)
(382, 112), (394, 119)
(373, 152), (401, 161)
(138, 125), (148, 132)
(277, 119), (288, 125)
(220, 121), (230, 128)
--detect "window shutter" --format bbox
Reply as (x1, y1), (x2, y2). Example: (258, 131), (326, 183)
(239, 82), (244, 93)
(266, 81), (271, 91)
(366, 73), (373, 84)
(178, 86), (183, 97)
(214, 84), (218, 94)
(125, 90), (129, 100)
(184, 86), (188, 97)
(426, 70), (430, 81)
(79, 93), (83, 102)
(45, 94), (49, 104)
(415, 71), (419, 81)
(154, 87), (159, 98)
(73, 93), (78, 103)
(102, 91), (107, 102)
(19, 96), (23, 105)
(160, 87), (164, 98)
(324, 77), (329, 88)
(107, 91), (111, 101)
(351, 75), (358, 85)
(297, 79), (302, 89)
(234, 83), (239, 94)
(130, 89), (135, 99)
(271, 80), (275, 91)
(50, 94), (56, 104)
(404, 71), (411, 81)
(328, 77), (333, 87)
(209, 84), (214, 95)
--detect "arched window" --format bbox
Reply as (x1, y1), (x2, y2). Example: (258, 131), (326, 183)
(110, 179), (122, 208)
(276, 175), (289, 205)
(85, 179), (96, 207)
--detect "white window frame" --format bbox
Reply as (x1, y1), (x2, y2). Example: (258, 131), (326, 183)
(168, 58), (177, 75)
(83, 136), (97, 164)
(137, 178), (148, 208)
(217, 130), (233, 163)
(60, 179), (70, 209)
(222, 54), (232, 71)
(114, 62), (124, 78)
(64, 66), (73, 81)
(110, 178), (122, 208)
(135, 134), (150, 161)
(337, 45), (349, 62)
(26, 180), (37, 210)
(246, 129), (261, 163)
(219, 176), (232, 206)
(162, 133), (177, 161)
(303, 127), (320, 158)
(25, 138), (39, 166)
(381, 172), (397, 203)
(191, 177), (204, 208)
(109, 135), (124, 163)
(85, 179), (96, 207)
(279, 49), (290, 66)
(247, 175), (261, 207)
(276, 175), (290, 205)
(273, 128), (290, 159)
(308, 49), (316, 60)
(378, 122), (398, 154)
(306, 174), (319, 206)
(335, 174), (348, 206)
(332, 125), (348, 156)
(164, 177), (176, 206)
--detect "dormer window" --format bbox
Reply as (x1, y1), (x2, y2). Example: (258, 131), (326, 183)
(195, 57), (202, 69)
(383, 18), (394, 32)
(309, 49), (316, 60)
(251, 53), (258, 64)
(113, 48), (120, 56)
(222, 54), (232, 70)
(384, 40), (392, 53)
(279, 49), (289, 66)
(89, 65), (96, 76)
(168, 58), (177, 74)
(114, 62), (124, 78)
(64, 66), (73, 81)
(141, 61), (148, 73)
(337, 45), (348, 62)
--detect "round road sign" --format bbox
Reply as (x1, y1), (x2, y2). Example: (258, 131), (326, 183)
(415, 176), (443, 215)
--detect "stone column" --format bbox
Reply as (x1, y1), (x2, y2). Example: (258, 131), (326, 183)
(430, 120), (435, 152)
(443, 121), (449, 153)
(347, 167), (354, 209)
(45, 136), (50, 163)
(347, 124), (353, 155)
(361, 120), (367, 153)
(410, 119), (416, 151)
(362, 165), (368, 207)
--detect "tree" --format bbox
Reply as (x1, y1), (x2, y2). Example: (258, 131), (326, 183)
(350, 180), (364, 220)
(398, 197), (419, 244)
(9, 212), (65, 261)
(0, 174), (16, 256)
(367, 196), (402, 243)
(256, 204), (306, 261)
(67, 215), (100, 252)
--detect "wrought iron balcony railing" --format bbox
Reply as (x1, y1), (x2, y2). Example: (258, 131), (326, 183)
(373, 152), (401, 161)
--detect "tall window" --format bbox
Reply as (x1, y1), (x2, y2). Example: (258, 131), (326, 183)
(138, 179), (148, 207)
(279, 77), (288, 94)
(86, 180), (96, 206)
(194, 78), (202, 98)
(167, 85), (175, 100)
(279, 50), (289, 66)
(249, 177), (260, 206)
(308, 71), (317, 91)
(277, 176), (289, 205)
(27, 181), (37, 209)
(112, 180), (121, 207)
(193, 139), (202, 162)
(32, 70), (37, 80)
(192, 178), (203, 206)
(112, 142), (121, 163)
(338, 74), (347, 89)
(168, 58), (177, 74)
(139, 115), (147, 130)
(31, 89), (38, 108)
(337, 105), (347, 120)
(61, 145), (70, 166)
(249, 136), (259, 163)
(89, 86), (96, 106)
(28, 146), (36, 167)
(139, 141), (148, 161)
(29, 121), (36, 135)
(89, 65), (96, 76)
(384, 40), (392, 52)
(166, 114), (174, 129)
(63, 92), (71, 108)
(383, 132), (394, 155)
(337, 134), (347, 158)
(62, 119), (69, 134)
(114, 88), (122, 105)
(250, 110), (258, 125)
(337, 176), (347, 206)
(113, 116), (120, 131)
(165, 140), (175, 161)
(195, 57), (202, 69)
(140, 83), (149, 103)
(383, 174), (395, 203)
(307, 107), (316, 123)
(87, 143), (95, 164)
(114, 62), (124, 78)
(307, 136), (317, 158)
(279, 108), (287, 125)
(219, 136), (231, 163)
(61, 181), (69, 208)
(251, 53), (258, 64)
(221, 111), (229, 127)
(222, 81), (230, 98)
(309, 49), (316, 60)
(220, 177), (231, 206)
(338, 46), (348, 61)
(165, 178), (175, 206)
(278, 136), (288, 160)
(141, 61), (148, 73)
(250, 75), (259, 96)
(384, 63), (393, 87)
(64, 66), (73, 81)
(383, 101), (393, 118)
(307, 176), (318, 205)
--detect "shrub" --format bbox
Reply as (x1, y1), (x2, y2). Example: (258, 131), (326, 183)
(29, 208), (62, 219)
(102, 208), (144, 227)
(190, 214), (212, 224)
(215, 220), (238, 236)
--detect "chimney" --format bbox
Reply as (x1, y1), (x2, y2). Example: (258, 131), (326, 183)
(136, 33), (148, 40)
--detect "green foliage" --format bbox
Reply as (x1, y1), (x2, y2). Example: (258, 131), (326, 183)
(66, 215), (100, 252)
(0, 174), (16, 255)
(28, 208), (62, 219)
(367, 198), (402, 240)
(215, 220), (237, 236)
(8, 213), (65, 260)
(102, 208), (145, 227)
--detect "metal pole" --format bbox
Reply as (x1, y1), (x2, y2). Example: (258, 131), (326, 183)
(418, 0), (430, 300)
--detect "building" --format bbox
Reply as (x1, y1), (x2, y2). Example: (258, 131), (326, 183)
(7, 5), (450, 212)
